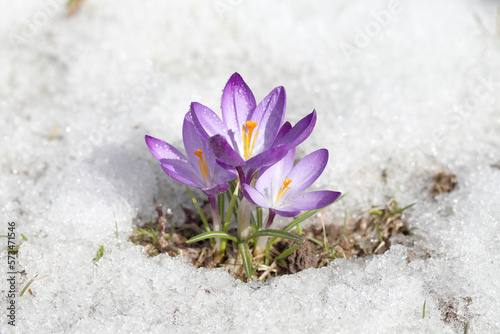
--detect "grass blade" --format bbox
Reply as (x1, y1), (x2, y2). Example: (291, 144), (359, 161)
(238, 242), (253, 280)
(248, 229), (303, 243)
(187, 231), (238, 244)
(274, 244), (301, 261)
(185, 186), (210, 233)
(394, 202), (416, 214)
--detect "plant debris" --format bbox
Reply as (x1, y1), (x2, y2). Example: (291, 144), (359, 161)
(438, 295), (476, 332)
(430, 171), (458, 197)
(303, 198), (414, 261)
(130, 198), (414, 281)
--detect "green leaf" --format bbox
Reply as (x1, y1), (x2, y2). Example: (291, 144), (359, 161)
(135, 228), (159, 245)
(221, 180), (240, 254)
(238, 242), (253, 280)
(21, 233), (28, 241)
(185, 186), (213, 247)
(247, 229), (303, 243)
(274, 244), (301, 261)
(264, 237), (279, 266)
(224, 181), (240, 232)
(185, 186), (210, 233)
(250, 212), (257, 233)
(307, 236), (325, 248)
(187, 231), (238, 244)
(20, 274), (38, 297)
(393, 202), (416, 214)
(217, 192), (225, 221)
(93, 244), (104, 266)
(284, 193), (347, 232)
(256, 206), (263, 230)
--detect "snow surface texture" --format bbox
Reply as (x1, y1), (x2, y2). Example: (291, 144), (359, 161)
(1, 0), (499, 333)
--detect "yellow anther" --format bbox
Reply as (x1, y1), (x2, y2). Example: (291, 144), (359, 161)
(194, 149), (210, 181)
(242, 120), (259, 160)
(277, 176), (292, 200)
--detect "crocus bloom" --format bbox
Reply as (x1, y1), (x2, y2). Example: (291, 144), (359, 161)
(190, 73), (317, 183)
(145, 112), (236, 196)
(243, 148), (341, 223)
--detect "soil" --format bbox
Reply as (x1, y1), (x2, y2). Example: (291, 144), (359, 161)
(129, 171), (459, 281)
(430, 171), (457, 197)
(129, 197), (415, 281)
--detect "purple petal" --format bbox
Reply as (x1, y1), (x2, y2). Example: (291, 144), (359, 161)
(274, 207), (301, 218)
(274, 110), (317, 148)
(275, 121), (292, 143)
(209, 134), (246, 167)
(182, 113), (213, 180)
(203, 183), (231, 196)
(190, 102), (226, 138)
(161, 163), (201, 188)
(249, 86), (286, 155)
(245, 143), (290, 169)
(145, 135), (186, 163)
(242, 184), (270, 209)
(280, 191), (342, 212)
(183, 113), (237, 185)
(255, 149), (295, 203)
(282, 149), (329, 200)
(221, 73), (256, 134)
(146, 135), (204, 188)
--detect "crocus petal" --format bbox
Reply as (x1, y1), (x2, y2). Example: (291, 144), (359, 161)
(182, 113), (211, 178)
(145, 135), (186, 163)
(249, 86), (286, 155)
(146, 135), (205, 187)
(221, 73), (256, 136)
(161, 163), (201, 188)
(245, 143), (290, 169)
(274, 207), (301, 218)
(255, 148), (295, 203)
(274, 110), (317, 148)
(209, 134), (246, 166)
(281, 148), (329, 200)
(279, 190), (342, 212)
(203, 183), (231, 196)
(275, 121), (292, 143)
(242, 184), (271, 209)
(190, 102), (226, 138)
(183, 113), (236, 186)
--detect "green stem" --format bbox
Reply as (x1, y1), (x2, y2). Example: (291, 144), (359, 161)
(208, 195), (221, 250)
(221, 180), (240, 254)
(185, 186), (213, 247)
(237, 197), (252, 241)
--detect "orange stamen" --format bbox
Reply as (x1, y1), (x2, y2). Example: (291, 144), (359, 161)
(194, 149), (210, 181)
(242, 120), (259, 160)
(277, 176), (292, 200)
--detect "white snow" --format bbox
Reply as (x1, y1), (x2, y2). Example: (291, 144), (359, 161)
(1, 0), (499, 333)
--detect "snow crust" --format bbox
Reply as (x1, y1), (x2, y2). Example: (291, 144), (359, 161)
(1, 0), (499, 332)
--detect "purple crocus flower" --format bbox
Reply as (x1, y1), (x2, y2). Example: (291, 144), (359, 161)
(243, 148), (341, 227)
(190, 73), (317, 183)
(145, 112), (236, 196)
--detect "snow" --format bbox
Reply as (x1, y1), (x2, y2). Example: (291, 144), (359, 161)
(1, 0), (499, 332)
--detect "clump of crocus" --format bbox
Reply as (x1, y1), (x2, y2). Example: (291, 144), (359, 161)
(145, 73), (342, 280)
